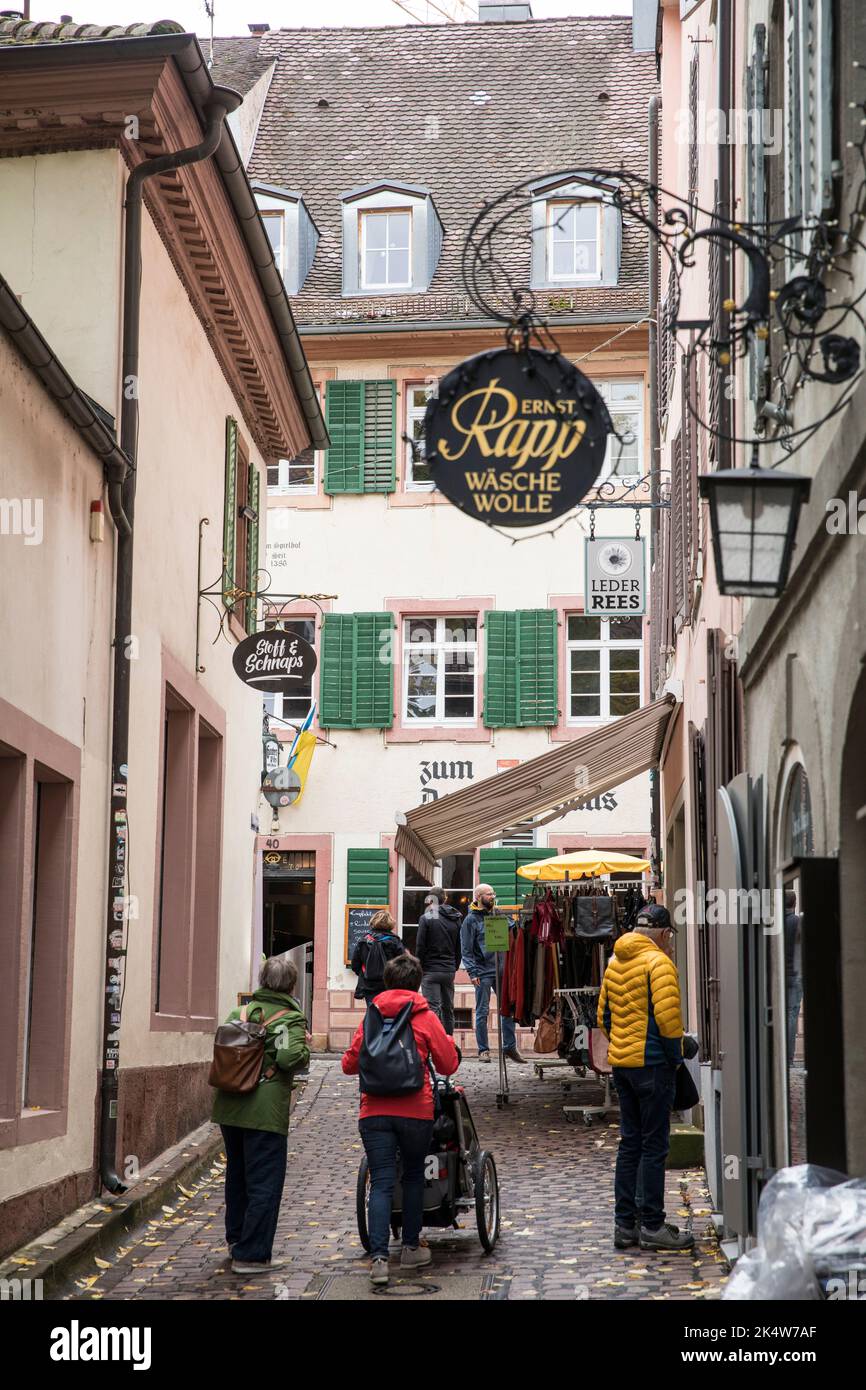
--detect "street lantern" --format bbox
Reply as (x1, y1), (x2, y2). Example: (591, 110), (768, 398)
(698, 464), (811, 598)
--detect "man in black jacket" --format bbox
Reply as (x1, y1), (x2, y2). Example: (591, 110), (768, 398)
(416, 890), (463, 1036)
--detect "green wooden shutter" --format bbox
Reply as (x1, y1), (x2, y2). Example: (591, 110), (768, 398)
(244, 465), (261, 634)
(324, 382), (364, 493)
(484, 610), (558, 728)
(319, 614), (356, 727)
(223, 417), (238, 606)
(319, 612), (394, 728)
(362, 380), (396, 493)
(517, 609), (558, 725)
(353, 611), (395, 726)
(324, 381), (396, 495)
(347, 847), (390, 904)
(517, 847), (550, 875)
(478, 848), (517, 904)
(484, 611), (519, 728)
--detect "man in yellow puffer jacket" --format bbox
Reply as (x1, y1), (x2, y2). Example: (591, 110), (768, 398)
(598, 904), (694, 1253)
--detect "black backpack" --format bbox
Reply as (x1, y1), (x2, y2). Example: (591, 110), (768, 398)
(362, 931), (400, 985)
(359, 1000), (425, 1096)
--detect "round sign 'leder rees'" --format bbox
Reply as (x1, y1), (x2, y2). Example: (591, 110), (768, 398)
(232, 628), (317, 695)
(425, 347), (612, 528)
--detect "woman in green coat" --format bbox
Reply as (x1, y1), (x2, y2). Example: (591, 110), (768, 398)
(212, 955), (311, 1274)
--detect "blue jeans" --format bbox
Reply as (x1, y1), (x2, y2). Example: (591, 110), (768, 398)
(612, 1065), (676, 1232)
(359, 1115), (434, 1260)
(220, 1125), (288, 1263)
(473, 977), (516, 1053)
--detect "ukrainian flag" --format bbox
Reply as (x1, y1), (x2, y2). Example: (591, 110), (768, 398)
(286, 703), (317, 806)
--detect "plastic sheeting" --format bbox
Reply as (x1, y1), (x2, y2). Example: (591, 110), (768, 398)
(723, 1164), (866, 1300)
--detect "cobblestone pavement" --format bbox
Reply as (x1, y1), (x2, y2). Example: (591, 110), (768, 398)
(66, 1059), (729, 1302)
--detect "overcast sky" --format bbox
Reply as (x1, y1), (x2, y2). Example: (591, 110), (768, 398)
(44, 1), (632, 38)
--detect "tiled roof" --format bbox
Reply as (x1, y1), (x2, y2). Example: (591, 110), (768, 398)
(0, 17), (184, 44)
(208, 36), (274, 96)
(248, 17), (657, 327)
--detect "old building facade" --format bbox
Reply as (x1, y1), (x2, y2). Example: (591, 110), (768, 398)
(213, 11), (661, 1052)
(0, 21), (324, 1254)
(653, 0), (866, 1248)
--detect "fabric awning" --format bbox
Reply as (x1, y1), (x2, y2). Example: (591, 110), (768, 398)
(394, 695), (677, 880)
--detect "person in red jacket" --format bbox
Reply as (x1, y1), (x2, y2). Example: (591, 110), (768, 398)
(342, 951), (460, 1287)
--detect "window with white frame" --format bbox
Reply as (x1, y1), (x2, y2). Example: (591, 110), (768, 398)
(547, 200), (601, 282)
(400, 854), (474, 955)
(261, 208), (286, 276)
(262, 617), (316, 724)
(405, 384), (435, 489)
(566, 615), (643, 721)
(267, 448), (317, 495)
(598, 381), (643, 481)
(403, 616), (477, 724)
(360, 209), (412, 290)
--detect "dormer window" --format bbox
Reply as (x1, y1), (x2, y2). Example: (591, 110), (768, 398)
(530, 175), (621, 290)
(252, 183), (319, 296)
(341, 181), (443, 297)
(360, 209), (412, 290)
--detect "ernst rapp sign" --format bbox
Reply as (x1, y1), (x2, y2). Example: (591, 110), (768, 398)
(425, 347), (611, 528)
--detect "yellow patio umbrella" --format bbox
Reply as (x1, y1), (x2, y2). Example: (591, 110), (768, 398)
(516, 849), (651, 882)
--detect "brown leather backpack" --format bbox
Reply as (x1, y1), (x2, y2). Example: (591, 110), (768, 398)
(208, 1004), (292, 1095)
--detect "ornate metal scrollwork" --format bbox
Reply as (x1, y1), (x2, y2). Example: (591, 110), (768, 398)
(459, 77), (866, 471)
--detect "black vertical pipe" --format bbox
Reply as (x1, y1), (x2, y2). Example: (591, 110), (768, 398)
(718, 0), (734, 471)
(99, 88), (241, 1193)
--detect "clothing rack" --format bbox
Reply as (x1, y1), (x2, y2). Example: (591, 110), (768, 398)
(498, 870), (650, 1121)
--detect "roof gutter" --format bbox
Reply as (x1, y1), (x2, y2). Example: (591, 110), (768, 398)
(0, 271), (131, 500)
(162, 36), (329, 451)
(0, 33), (328, 451)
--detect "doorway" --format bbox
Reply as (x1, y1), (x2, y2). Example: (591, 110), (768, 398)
(262, 851), (315, 1028)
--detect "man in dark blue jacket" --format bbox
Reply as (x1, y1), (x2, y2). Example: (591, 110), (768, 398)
(460, 883), (525, 1064)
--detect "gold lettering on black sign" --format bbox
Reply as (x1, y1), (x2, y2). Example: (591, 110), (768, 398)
(437, 380), (589, 515)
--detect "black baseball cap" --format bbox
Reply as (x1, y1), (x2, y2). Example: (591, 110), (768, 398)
(635, 904), (677, 933)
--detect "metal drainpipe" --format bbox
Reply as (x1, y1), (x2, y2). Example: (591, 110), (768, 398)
(100, 86), (242, 1193)
(648, 93), (662, 886)
(717, 0), (733, 471)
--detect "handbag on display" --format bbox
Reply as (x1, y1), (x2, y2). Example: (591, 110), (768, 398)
(574, 893), (614, 941)
(533, 1003), (559, 1054)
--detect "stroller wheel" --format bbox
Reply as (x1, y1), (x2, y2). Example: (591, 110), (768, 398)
(474, 1150), (500, 1253)
(356, 1156), (371, 1253)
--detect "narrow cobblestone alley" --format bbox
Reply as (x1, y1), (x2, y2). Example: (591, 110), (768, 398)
(64, 1060), (728, 1303)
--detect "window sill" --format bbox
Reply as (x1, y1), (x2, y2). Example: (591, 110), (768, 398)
(0, 1106), (68, 1148)
(150, 1012), (217, 1034)
(386, 724), (492, 745)
(345, 285), (429, 299)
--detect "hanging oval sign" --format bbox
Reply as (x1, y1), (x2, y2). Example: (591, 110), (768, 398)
(425, 346), (612, 528)
(232, 629), (317, 694)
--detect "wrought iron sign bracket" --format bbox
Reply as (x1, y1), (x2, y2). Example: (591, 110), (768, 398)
(196, 516), (337, 675)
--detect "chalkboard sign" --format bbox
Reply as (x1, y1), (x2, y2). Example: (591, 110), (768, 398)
(344, 904), (382, 967)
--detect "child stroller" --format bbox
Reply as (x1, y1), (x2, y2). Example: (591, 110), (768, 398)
(356, 1073), (501, 1254)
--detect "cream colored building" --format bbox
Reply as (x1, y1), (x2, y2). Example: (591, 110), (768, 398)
(0, 21), (324, 1255)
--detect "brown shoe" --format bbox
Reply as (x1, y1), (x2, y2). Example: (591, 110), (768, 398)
(504, 1047), (527, 1064)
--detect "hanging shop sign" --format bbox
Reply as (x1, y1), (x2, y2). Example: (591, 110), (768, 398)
(425, 347), (611, 528)
(233, 628), (317, 694)
(585, 536), (646, 615)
